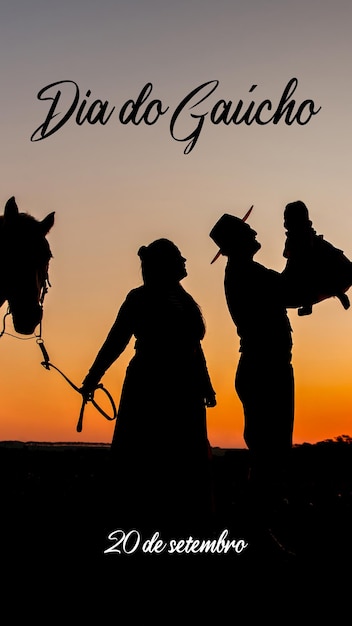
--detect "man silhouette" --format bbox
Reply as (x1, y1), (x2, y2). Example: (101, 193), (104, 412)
(210, 213), (295, 519)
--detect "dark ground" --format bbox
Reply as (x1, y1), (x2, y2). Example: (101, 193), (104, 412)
(1, 438), (352, 592)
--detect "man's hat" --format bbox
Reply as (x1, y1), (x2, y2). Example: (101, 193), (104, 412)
(209, 206), (253, 263)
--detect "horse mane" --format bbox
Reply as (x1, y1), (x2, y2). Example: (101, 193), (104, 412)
(0, 211), (45, 228)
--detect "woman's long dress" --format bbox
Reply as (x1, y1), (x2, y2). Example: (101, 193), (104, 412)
(85, 284), (215, 536)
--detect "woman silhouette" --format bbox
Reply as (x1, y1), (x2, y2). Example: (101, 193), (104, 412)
(81, 239), (216, 535)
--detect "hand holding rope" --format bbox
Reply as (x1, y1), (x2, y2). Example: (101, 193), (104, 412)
(37, 337), (118, 433)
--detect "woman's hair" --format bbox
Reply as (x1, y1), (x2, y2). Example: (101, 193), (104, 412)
(138, 238), (184, 285)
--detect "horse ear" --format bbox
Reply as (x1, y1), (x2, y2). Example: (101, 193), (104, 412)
(4, 196), (19, 221)
(40, 211), (55, 235)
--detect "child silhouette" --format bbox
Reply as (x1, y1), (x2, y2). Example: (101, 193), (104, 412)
(283, 200), (352, 316)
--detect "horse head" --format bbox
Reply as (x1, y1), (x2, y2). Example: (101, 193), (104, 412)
(0, 197), (55, 335)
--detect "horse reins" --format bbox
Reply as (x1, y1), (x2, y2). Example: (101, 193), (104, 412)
(0, 278), (118, 433)
(36, 337), (117, 433)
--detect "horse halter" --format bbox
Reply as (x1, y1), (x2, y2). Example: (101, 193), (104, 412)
(0, 269), (51, 340)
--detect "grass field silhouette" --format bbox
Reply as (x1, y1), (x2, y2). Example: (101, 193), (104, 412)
(1, 437), (351, 572)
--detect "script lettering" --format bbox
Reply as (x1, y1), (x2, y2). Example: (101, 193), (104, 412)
(31, 77), (322, 153)
(31, 80), (115, 141)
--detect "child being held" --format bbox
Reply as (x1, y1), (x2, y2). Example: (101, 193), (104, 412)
(282, 200), (352, 316)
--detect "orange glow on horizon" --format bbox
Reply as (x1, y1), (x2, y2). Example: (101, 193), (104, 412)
(1, 270), (352, 449)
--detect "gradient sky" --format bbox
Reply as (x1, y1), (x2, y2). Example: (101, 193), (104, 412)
(0, 0), (351, 447)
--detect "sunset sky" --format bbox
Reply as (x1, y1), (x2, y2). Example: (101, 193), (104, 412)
(0, 0), (351, 448)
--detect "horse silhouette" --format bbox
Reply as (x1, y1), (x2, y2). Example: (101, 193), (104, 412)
(0, 196), (55, 335)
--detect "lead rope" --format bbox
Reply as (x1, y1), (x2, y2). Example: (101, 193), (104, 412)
(1, 278), (117, 432)
(36, 336), (117, 432)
